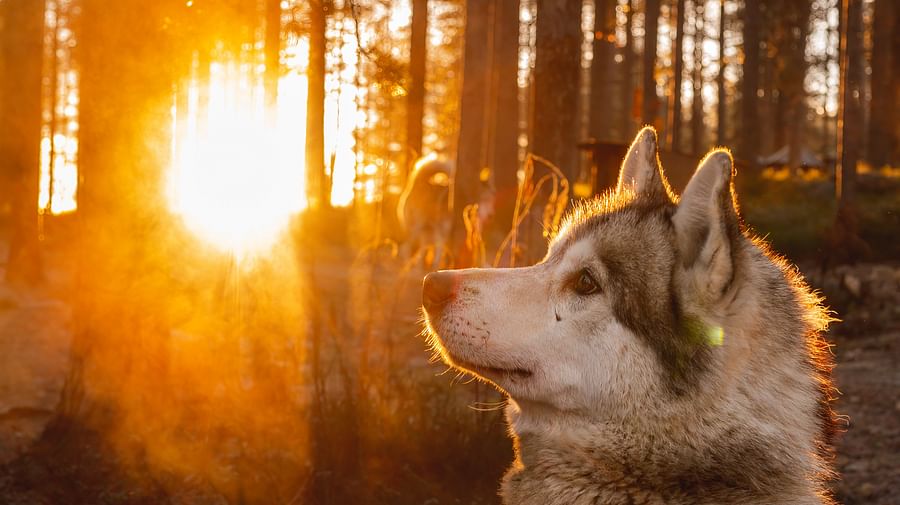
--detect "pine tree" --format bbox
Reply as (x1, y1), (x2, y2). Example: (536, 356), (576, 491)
(532, 0), (583, 181)
(669, 0), (686, 151)
(406, 0), (428, 175)
(306, 0), (328, 208)
(740, 0), (760, 167)
(867, 0), (894, 169)
(642, 0), (661, 128)
(590, 0), (617, 141)
(491, 0), (521, 232)
(0, 0), (45, 284)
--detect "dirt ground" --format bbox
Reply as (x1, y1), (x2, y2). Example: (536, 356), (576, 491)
(802, 263), (900, 504)
(0, 281), (70, 466)
(0, 257), (898, 503)
(831, 327), (900, 505)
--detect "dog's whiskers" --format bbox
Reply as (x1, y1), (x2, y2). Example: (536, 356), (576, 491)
(468, 399), (508, 412)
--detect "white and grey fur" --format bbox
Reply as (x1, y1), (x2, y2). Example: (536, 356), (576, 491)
(422, 127), (838, 504)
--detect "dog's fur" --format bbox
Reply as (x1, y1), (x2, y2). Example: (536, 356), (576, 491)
(422, 128), (838, 504)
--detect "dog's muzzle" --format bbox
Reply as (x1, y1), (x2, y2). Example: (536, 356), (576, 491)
(422, 271), (458, 317)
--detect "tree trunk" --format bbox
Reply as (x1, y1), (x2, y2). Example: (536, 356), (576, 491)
(773, 86), (785, 149)
(893, 5), (900, 167)
(590, 0), (617, 142)
(452, 0), (492, 263)
(1, 0), (45, 285)
(641, 0), (660, 128)
(867, 0), (894, 169)
(837, 0), (862, 206)
(785, 2), (811, 175)
(830, 0), (866, 261)
(407, 0), (428, 177)
(691, 1), (704, 156)
(822, 1), (834, 160)
(491, 0), (521, 234)
(264, 0), (281, 126)
(668, 0), (686, 151)
(740, 0), (760, 167)
(53, 0), (179, 437)
(716, 0), (726, 145)
(621, 0), (634, 140)
(765, 63), (778, 154)
(306, 0), (328, 208)
(532, 0), (583, 182)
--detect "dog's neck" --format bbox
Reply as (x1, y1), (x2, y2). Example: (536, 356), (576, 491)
(502, 404), (826, 505)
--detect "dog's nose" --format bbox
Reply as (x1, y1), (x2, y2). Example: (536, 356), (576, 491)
(423, 271), (457, 315)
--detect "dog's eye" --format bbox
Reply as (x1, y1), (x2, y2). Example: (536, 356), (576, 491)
(574, 270), (599, 295)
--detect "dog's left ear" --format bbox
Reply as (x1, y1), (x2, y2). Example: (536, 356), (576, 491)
(673, 149), (740, 301)
(617, 126), (670, 200)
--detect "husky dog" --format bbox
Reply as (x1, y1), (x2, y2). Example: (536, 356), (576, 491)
(398, 155), (495, 269)
(398, 156), (453, 268)
(422, 128), (837, 504)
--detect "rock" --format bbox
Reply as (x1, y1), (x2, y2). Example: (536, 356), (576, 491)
(842, 274), (862, 298)
(843, 459), (870, 474)
(858, 481), (875, 498)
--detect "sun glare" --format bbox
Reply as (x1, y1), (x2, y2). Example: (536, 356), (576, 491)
(36, 0), (419, 239)
(167, 66), (308, 257)
(167, 32), (362, 255)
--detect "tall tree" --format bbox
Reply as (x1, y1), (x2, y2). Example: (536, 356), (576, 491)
(783, 1), (811, 174)
(306, 0), (328, 208)
(452, 0), (492, 261)
(491, 0), (521, 233)
(52, 0), (181, 436)
(867, 0), (894, 169)
(1, 0), (45, 284)
(641, 0), (660, 128)
(893, 5), (900, 166)
(821, 0), (834, 159)
(621, 0), (635, 139)
(740, 0), (760, 167)
(590, 0), (617, 141)
(406, 0), (427, 175)
(532, 0), (583, 182)
(836, 0), (862, 208)
(691, 1), (705, 156)
(264, 0), (282, 126)
(830, 0), (866, 261)
(668, 0), (686, 151)
(760, 5), (778, 156)
(716, 0), (726, 145)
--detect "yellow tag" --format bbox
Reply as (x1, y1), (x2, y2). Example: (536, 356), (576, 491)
(707, 326), (725, 346)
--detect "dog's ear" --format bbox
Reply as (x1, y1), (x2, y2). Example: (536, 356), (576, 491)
(673, 149), (740, 301)
(616, 126), (669, 200)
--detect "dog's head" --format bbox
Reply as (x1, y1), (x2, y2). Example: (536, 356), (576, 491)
(423, 127), (749, 421)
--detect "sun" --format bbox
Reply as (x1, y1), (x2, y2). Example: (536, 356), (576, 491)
(166, 33), (362, 257)
(167, 71), (308, 258)
(168, 122), (305, 257)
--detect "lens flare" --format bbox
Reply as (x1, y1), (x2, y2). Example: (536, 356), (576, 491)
(167, 71), (307, 257)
